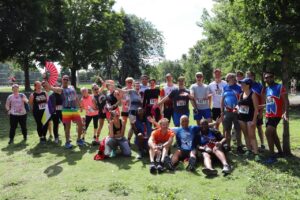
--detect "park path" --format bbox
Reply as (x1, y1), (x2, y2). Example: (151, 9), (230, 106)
(289, 93), (300, 106)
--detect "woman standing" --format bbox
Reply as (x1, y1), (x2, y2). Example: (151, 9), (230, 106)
(29, 81), (49, 144)
(238, 78), (260, 161)
(5, 84), (29, 144)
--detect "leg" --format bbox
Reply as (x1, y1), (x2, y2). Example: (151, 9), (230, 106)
(75, 120), (83, 140)
(239, 121), (250, 150)
(104, 137), (117, 156)
(19, 114), (28, 140)
(85, 115), (92, 135)
(92, 115), (99, 137)
(64, 122), (71, 142)
(52, 113), (59, 139)
(233, 114), (242, 147)
(171, 149), (182, 166)
(247, 122), (258, 154)
(222, 112), (233, 147)
(202, 152), (213, 169)
(47, 120), (53, 138)
(118, 138), (131, 157)
(273, 129), (283, 153)
(97, 118), (105, 138)
(9, 115), (18, 141)
(213, 147), (229, 166)
(257, 125), (264, 147)
(265, 125), (276, 154)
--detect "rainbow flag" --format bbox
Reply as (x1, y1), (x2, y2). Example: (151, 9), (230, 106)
(41, 95), (55, 126)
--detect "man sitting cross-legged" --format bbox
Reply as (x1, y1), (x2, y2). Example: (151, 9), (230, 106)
(197, 119), (231, 176)
(148, 118), (174, 174)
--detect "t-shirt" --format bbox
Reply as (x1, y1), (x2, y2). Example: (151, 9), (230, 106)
(222, 84), (242, 109)
(168, 88), (190, 114)
(140, 84), (149, 100)
(190, 83), (210, 109)
(208, 80), (227, 108)
(6, 93), (27, 115)
(197, 129), (223, 146)
(172, 126), (200, 151)
(128, 90), (142, 111)
(81, 95), (98, 116)
(160, 84), (177, 108)
(143, 88), (160, 107)
(265, 83), (286, 118)
(62, 86), (78, 108)
(251, 82), (264, 106)
(94, 93), (107, 112)
(151, 128), (175, 144)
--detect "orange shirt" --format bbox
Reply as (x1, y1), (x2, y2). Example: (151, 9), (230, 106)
(152, 128), (174, 144)
(81, 95), (98, 116)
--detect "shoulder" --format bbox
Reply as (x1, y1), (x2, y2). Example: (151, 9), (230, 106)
(208, 81), (215, 87)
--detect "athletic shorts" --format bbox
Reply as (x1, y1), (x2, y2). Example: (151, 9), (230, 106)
(128, 110), (137, 124)
(178, 149), (191, 160)
(211, 108), (221, 121)
(222, 111), (240, 132)
(173, 111), (190, 127)
(266, 117), (281, 128)
(121, 111), (129, 117)
(62, 108), (81, 124)
(194, 108), (211, 121)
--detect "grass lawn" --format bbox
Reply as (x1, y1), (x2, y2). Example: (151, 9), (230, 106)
(0, 106), (300, 200)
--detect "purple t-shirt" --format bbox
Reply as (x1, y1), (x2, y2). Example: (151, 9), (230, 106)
(6, 93), (27, 115)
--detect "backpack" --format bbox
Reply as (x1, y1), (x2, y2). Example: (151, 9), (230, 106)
(19, 94), (30, 112)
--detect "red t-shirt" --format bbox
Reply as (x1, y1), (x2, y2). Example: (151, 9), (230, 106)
(152, 128), (174, 144)
(265, 84), (286, 118)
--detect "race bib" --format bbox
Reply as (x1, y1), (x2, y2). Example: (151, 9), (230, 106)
(67, 96), (75, 102)
(196, 99), (208, 105)
(239, 105), (249, 114)
(176, 100), (186, 107)
(215, 89), (222, 96)
(39, 103), (46, 110)
(56, 105), (62, 110)
(149, 98), (158, 105)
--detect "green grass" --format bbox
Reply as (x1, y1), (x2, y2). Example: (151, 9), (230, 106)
(0, 107), (300, 200)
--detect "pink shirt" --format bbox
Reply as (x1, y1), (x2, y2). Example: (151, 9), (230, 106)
(81, 95), (98, 116)
(6, 93), (27, 115)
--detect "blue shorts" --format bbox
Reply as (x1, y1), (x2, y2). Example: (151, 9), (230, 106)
(193, 108), (211, 121)
(173, 111), (190, 127)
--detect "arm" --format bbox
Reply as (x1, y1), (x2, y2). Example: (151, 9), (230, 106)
(163, 135), (174, 148)
(148, 132), (156, 149)
(157, 95), (170, 107)
(99, 81), (106, 93)
(147, 116), (160, 128)
(251, 93), (259, 124)
(5, 96), (11, 113)
(108, 122), (114, 138)
(29, 93), (34, 108)
(281, 90), (289, 121)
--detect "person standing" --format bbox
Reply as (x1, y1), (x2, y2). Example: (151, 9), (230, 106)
(209, 69), (227, 121)
(264, 72), (288, 163)
(5, 84), (28, 144)
(139, 75), (149, 100)
(61, 75), (84, 149)
(160, 73), (177, 122)
(143, 78), (161, 122)
(29, 81), (49, 144)
(190, 72), (212, 125)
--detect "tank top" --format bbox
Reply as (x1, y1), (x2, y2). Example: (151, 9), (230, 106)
(94, 94), (107, 111)
(113, 119), (122, 135)
(33, 92), (47, 113)
(107, 91), (118, 108)
(238, 92), (254, 120)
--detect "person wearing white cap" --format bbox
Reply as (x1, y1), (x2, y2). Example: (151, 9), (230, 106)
(5, 84), (29, 144)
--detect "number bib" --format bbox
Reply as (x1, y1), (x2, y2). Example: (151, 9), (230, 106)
(149, 98), (158, 105)
(196, 99), (207, 105)
(239, 105), (249, 114)
(176, 100), (186, 107)
(39, 103), (46, 110)
(215, 89), (222, 96)
(56, 105), (62, 110)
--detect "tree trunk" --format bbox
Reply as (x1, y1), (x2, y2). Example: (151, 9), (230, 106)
(281, 47), (291, 155)
(23, 57), (32, 91)
(70, 67), (77, 89)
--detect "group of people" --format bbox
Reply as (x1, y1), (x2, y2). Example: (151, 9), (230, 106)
(5, 69), (288, 176)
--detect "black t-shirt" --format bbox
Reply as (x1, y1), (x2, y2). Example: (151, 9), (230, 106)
(168, 88), (190, 114)
(33, 92), (47, 113)
(94, 94), (107, 111)
(142, 88), (160, 108)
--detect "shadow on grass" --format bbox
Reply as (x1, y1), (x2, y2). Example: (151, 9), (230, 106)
(1, 141), (29, 155)
(102, 155), (137, 170)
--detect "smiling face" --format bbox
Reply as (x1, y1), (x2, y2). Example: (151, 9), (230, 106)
(180, 116), (189, 128)
(34, 81), (42, 91)
(264, 73), (274, 85)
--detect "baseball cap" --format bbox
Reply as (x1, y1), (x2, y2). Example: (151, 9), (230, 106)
(238, 78), (253, 85)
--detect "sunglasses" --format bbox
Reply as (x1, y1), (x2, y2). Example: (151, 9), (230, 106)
(264, 76), (273, 79)
(196, 75), (203, 78)
(63, 79), (69, 81)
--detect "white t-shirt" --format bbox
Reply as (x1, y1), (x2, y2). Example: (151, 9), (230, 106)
(208, 80), (227, 108)
(190, 83), (211, 110)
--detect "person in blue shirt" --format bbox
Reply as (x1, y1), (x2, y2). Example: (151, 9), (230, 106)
(170, 115), (199, 171)
(220, 73), (244, 153)
(197, 119), (231, 176)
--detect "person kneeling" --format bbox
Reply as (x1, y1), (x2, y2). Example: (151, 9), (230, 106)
(148, 118), (174, 174)
(171, 115), (198, 171)
(197, 119), (231, 176)
(104, 111), (131, 157)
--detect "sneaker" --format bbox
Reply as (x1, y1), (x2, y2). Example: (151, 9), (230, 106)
(149, 162), (156, 174)
(156, 163), (164, 174)
(237, 146), (245, 154)
(260, 144), (265, 150)
(109, 150), (116, 158)
(54, 138), (59, 144)
(254, 154), (261, 162)
(8, 139), (14, 145)
(244, 150), (253, 157)
(40, 138), (46, 144)
(164, 156), (174, 170)
(222, 165), (231, 174)
(48, 135), (53, 141)
(202, 168), (218, 176)
(264, 156), (277, 164)
(23, 136), (27, 141)
(65, 142), (73, 149)
(76, 139), (84, 147)
(275, 152), (284, 158)
(223, 144), (231, 152)
(136, 152), (143, 160)
(92, 138), (100, 146)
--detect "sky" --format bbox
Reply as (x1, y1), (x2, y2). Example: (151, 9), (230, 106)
(113, 0), (215, 60)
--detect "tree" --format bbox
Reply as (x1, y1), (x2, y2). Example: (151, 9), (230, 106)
(156, 60), (185, 82)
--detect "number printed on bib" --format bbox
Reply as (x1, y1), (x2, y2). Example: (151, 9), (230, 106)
(39, 103), (46, 110)
(176, 100), (186, 107)
(196, 99), (207, 105)
(239, 105), (249, 114)
(56, 105), (62, 110)
(150, 98), (158, 105)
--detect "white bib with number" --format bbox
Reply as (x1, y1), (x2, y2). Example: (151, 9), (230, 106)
(239, 105), (249, 114)
(150, 98), (158, 105)
(176, 100), (186, 107)
(56, 105), (62, 110)
(196, 99), (207, 105)
(39, 103), (46, 110)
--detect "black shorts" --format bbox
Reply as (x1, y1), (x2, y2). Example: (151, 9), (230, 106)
(211, 108), (221, 121)
(266, 117), (281, 128)
(163, 107), (173, 121)
(178, 149), (191, 160)
(256, 117), (263, 126)
(121, 112), (129, 117)
(98, 111), (106, 119)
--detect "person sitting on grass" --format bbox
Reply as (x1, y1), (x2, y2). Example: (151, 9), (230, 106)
(148, 118), (174, 174)
(104, 110), (131, 158)
(197, 119), (231, 176)
(169, 115), (198, 171)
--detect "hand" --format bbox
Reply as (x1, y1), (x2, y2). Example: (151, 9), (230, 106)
(282, 112), (288, 121)
(215, 142), (222, 148)
(204, 146), (212, 153)
(216, 116), (223, 125)
(249, 120), (256, 127)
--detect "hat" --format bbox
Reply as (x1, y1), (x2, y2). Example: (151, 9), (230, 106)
(238, 78), (253, 85)
(12, 84), (19, 88)
(165, 73), (172, 78)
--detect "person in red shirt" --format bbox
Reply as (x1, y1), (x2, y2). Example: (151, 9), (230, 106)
(148, 118), (174, 174)
(264, 72), (288, 164)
